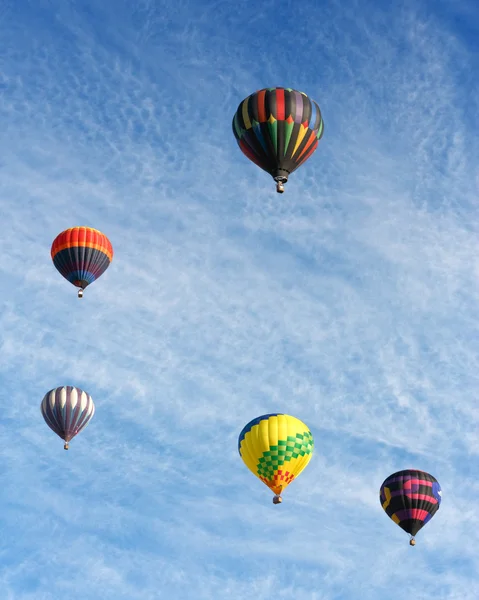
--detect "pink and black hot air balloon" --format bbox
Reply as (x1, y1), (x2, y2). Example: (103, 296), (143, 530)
(41, 386), (95, 450)
(380, 469), (442, 546)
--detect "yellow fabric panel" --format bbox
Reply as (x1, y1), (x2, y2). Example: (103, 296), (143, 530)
(239, 414), (314, 496)
(291, 124), (308, 157)
(242, 98), (252, 130)
(382, 486), (392, 510)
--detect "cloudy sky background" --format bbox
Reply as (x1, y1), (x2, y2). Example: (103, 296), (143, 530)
(1, 0), (478, 598)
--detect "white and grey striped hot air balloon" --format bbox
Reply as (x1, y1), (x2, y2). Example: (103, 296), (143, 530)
(41, 386), (95, 449)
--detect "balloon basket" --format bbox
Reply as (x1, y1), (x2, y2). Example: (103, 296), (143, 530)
(64, 442), (69, 450)
(273, 175), (287, 194)
(78, 289), (84, 298)
(409, 538), (416, 546)
(272, 495), (282, 504)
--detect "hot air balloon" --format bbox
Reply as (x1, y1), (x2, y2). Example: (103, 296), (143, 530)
(238, 413), (314, 504)
(41, 386), (95, 449)
(380, 469), (442, 546)
(51, 226), (113, 298)
(232, 87), (324, 193)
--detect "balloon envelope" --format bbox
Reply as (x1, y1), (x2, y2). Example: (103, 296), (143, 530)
(238, 413), (314, 499)
(51, 226), (113, 296)
(380, 469), (442, 540)
(232, 87), (324, 192)
(41, 386), (95, 448)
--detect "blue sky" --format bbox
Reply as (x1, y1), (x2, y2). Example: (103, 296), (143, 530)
(0, 0), (478, 598)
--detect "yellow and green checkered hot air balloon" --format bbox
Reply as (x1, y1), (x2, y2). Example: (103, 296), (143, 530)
(238, 413), (314, 504)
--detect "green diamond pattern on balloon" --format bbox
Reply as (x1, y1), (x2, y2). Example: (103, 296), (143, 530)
(256, 431), (314, 479)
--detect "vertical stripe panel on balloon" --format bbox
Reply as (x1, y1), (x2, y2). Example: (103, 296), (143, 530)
(266, 417), (277, 491)
(293, 91), (304, 124)
(284, 90), (295, 123)
(252, 123), (268, 155)
(259, 121), (277, 171)
(249, 93), (259, 125)
(52, 388), (65, 438)
(265, 89), (278, 155)
(316, 117), (324, 139)
(298, 428), (313, 478)
(399, 473), (408, 524)
(83, 238), (97, 284)
(285, 123), (301, 159)
(296, 131), (318, 161)
(267, 119), (278, 156)
(71, 387), (84, 440)
(293, 127), (318, 162)
(301, 96), (312, 127)
(242, 97), (252, 130)
(241, 433), (257, 480)
(251, 423), (263, 483)
(65, 229), (77, 287)
(57, 387), (67, 429)
(291, 124), (309, 158)
(309, 101), (318, 131)
(75, 393), (93, 432)
(283, 121), (294, 157)
(78, 229), (87, 278)
(257, 89), (267, 123)
(48, 390), (62, 434)
(277, 416), (287, 492)
(62, 387), (70, 431)
(84, 248), (99, 282)
(64, 387), (73, 439)
(275, 89), (285, 160)
(259, 417), (271, 457)
(260, 418), (273, 485)
(276, 119), (285, 161)
(235, 109), (244, 133)
(72, 235), (83, 287)
(254, 92), (271, 158)
(275, 88), (285, 120)
(266, 89), (276, 121)
(283, 90), (296, 157)
(313, 101), (323, 134)
(70, 390), (84, 439)
(80, 400), (94, 432)
(233, 113), (243, 139)
(80, 246), (94, 285)
(71, 387), (82, 436)
(85, 230), (99, 281)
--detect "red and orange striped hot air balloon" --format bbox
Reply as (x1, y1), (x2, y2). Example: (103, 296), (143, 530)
(232, 87), (324, 193)
(51, 226), (113, 298)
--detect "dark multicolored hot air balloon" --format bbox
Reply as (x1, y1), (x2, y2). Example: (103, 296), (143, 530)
(41, 386), (95, 450)
(51, 226), (113, 298)
(238, 413), (314, 504)
(232, 87), (324, 193)
(380, 469), (442, 546)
